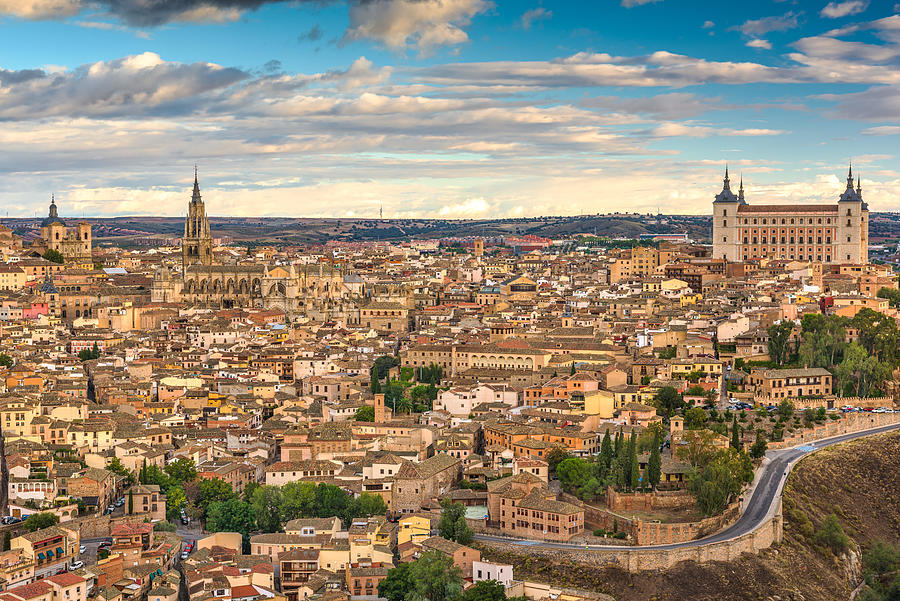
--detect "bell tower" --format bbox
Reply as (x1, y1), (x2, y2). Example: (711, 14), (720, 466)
(183, 167), (213, 270)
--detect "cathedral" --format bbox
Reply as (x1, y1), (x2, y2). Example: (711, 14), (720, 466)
(151, 171), (349, 318)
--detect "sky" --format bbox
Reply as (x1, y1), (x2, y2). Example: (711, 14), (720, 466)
(1, 0), (899, 219)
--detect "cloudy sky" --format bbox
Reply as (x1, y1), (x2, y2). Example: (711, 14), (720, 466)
(1, 0), (899, 219)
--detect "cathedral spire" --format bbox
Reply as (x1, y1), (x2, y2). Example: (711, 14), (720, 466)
(723, 164), (731, 190)
(847, 162), (854, 189)
(192, 167), (202, 203)
(738, 174), (745, 203)
(857, 175), (862, 197)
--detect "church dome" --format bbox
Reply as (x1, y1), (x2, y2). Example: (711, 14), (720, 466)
(41, 196), (66, 227)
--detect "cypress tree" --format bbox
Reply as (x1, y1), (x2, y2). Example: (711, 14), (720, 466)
(630, 452), (640, 490)
(600, 430), (613, 468)
(614, 429), (623, 458)
(731, 415), (741, 450)
(648, 436), (662, 488)
(128, 489), (134, 514)
(370, 368), (381, 394)
(570, 362), (576, 375)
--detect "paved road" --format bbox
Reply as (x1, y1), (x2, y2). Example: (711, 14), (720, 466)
(475, 421), (900, 551)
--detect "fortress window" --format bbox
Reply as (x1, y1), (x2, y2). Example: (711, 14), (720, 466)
(847, 209), (852, 216)
(723, 209), (727, 216)
(723, 220), (727, 227)
(847, 219), (851, 226)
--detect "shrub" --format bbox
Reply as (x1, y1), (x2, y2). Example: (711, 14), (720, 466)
(787, 508), (814, 539)
(613, 532), (627, 540)
(153, 521), (177, 532)
(816, 513), (850, 555)
(593, 529), (606, 537)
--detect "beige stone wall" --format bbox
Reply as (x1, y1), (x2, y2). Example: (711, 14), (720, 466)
(479, 499), (782, 572)
(606, 487), (695, 513)
(768, 410), (900, 450)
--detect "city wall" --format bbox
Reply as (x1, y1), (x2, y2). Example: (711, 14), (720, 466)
(73, 512), (158, 539)
(479, 498), (783, 572)
(767, 410), (900, 450)
(605, 487), (694, 513)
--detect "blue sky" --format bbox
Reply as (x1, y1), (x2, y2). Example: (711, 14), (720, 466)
(1, 0), (899, 218)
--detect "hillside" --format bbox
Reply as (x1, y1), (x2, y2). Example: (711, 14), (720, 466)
(477, 431), (900, 601)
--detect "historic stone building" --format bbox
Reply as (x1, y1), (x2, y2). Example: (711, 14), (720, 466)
(30, 197), (92, 266)
(151, 173), (351, 318)
(712, 166), (868, 264)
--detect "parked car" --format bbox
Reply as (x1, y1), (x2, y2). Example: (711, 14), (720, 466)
(79, 545), (86, 554)
(180, 551), (189, 560)
(70, 561), (84, 570)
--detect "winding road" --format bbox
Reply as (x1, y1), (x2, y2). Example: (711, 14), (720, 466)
(474, 420), (900, 551)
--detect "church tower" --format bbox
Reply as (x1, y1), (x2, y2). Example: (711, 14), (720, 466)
(183, 168), (213, 270)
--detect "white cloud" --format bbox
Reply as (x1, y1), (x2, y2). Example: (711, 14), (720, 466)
(438, 197), (491, 217)
(861, 125), (900, 135)
(344, 0), (492, 54)
(621, 0), (662, 7)
(746, 39), (772, 49)
(702, 20), (715, 29)
(0, 0), (80, 19)
(821, 1), (868, 18)
(734, 12), (801, 36)
(648, 123), (784, 137)
(520, 7), (551, 30)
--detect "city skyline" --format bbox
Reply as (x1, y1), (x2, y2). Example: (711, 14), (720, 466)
(1, 0), (900, 218)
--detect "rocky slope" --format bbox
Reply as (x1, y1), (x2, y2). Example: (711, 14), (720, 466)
(478, 431), (900, 601)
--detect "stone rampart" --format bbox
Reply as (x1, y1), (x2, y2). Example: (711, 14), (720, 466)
(479, 499), (783, 571)
(768, 411), (900, 450)
(606, 487), (694, 513)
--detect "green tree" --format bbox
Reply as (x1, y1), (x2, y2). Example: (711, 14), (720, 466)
(314, 483), (350, 522)
(462, 580), (507, 601)
(196, 478), (236, 513)
(23, 512), (59, 532)
(599, 430), (613, 469)
(108, 457), (136, 485)
(243, 481), (260, 503)
(654, 386), (683, 418)
(408, 551), (464, 601)
(767, 321), (795, 366)
(373, 355), (401, 379)
(166, 486), (187, 521)
(749, 430), (768, 460)
(438, 498), (472, 544)
(0, 353), (13, 368)
(251, 485), (284, 533)
(816, 513), (850, 555)
(648, 437), (662, 488)
(345, 493), (388, 524)
(544, 447), (570, 476)
(876, 287), (900, 309)
(354, 406), (375, 422)
(687, 449), (752, 516)
(684, 407), (708, 430)
(555, 457), (591, 494)
(281, 481), (316, 520)
(378, 561), (414, 601)
(141, 464), (173, 493)
(371, 368), (382, 395)
(629, 449), (640, 490)
(864, 541), (900, 576)
(128, 489), (133, 514)
(2, 531), (10, 551)
(164, 458), (197, 484)
(206, 498), (255, 552)
(730, 415), (741, 450)
(778, 399), (794, 419)
(43, 249), (64, 264)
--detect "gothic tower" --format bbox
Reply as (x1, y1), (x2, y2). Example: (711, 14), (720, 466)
(183, 168), (213, 270)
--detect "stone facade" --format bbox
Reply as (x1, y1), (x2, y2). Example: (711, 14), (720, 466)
(712, 167), (868, 264)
